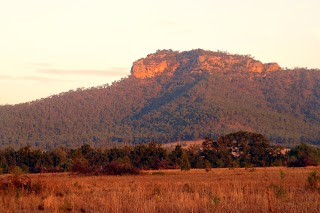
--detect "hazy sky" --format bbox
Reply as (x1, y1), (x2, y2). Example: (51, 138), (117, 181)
(0, 0), (319, 105)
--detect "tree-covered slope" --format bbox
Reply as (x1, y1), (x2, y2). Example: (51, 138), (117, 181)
(0, 49), (319, 149)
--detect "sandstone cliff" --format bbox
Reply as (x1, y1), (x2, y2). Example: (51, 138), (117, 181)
(130, 50), (179, 79)
(131, 49), (281, 78)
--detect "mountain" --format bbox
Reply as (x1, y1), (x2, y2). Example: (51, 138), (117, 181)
(0, 49), (319, 149)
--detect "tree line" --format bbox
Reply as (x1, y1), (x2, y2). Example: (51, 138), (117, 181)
(0, 132), (319, 175)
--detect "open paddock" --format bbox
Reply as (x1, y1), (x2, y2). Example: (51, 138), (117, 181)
(1, 167), (320, 212)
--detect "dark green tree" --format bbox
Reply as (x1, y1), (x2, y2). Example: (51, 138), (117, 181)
(180, 150), (191, 171)
(288, 143), (320, 167)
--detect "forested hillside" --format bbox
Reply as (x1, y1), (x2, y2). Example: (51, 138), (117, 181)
(0, 49), (319, 149)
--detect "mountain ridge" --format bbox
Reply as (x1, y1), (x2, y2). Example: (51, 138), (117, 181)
(0, 49), (319, 149)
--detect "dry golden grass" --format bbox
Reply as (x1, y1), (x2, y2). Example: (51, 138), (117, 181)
(1, 167), (320, 212)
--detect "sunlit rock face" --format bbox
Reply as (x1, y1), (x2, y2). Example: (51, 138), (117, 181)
(131, 49), (281, 79)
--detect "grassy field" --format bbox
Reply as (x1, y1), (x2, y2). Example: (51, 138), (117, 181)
(1, 167), (320, 212)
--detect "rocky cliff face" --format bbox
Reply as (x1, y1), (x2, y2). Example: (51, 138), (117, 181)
(130, 50), (179, 79)
(131, 49), (281, 78)
(130, 59), (169, 79)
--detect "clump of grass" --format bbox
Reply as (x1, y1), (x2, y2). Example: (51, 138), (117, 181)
(182, 183), (194, 193)
(38, 203), (45, 211)
(55, 191), (64, 197)
(269, 183), (286, 199)
(280, 170), (285, 180)
(209, 196), (221, 205)
(32, 180), (46, 194)
(151, 186), (162, 198)
(268, 169), (287, 199)
(59, 200), (72, 212)
(73, 181), (82, 189)
(306, 171), (320, 192)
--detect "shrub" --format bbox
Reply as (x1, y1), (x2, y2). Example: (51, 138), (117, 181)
(102, 161), (140, 175)
(71, 158), (92, 174)
(288, 156), (318, 167)
(288, 144), (320, 167)
(306, 171), (320, 191)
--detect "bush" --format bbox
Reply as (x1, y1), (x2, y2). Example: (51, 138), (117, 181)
(71, 158), (93, 174)
(102, 161), (140, 175)
(288, 144), (320, 167)
(287, 156), (318, 167)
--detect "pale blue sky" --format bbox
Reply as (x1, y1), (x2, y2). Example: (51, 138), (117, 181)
(0, 0), (319, 104)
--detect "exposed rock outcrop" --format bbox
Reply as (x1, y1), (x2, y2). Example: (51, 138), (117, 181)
(131, 60), (169, 79)
(265, 63), (281, 72)
(130, 50), (180, 79)
(131, 49), (281, 78)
